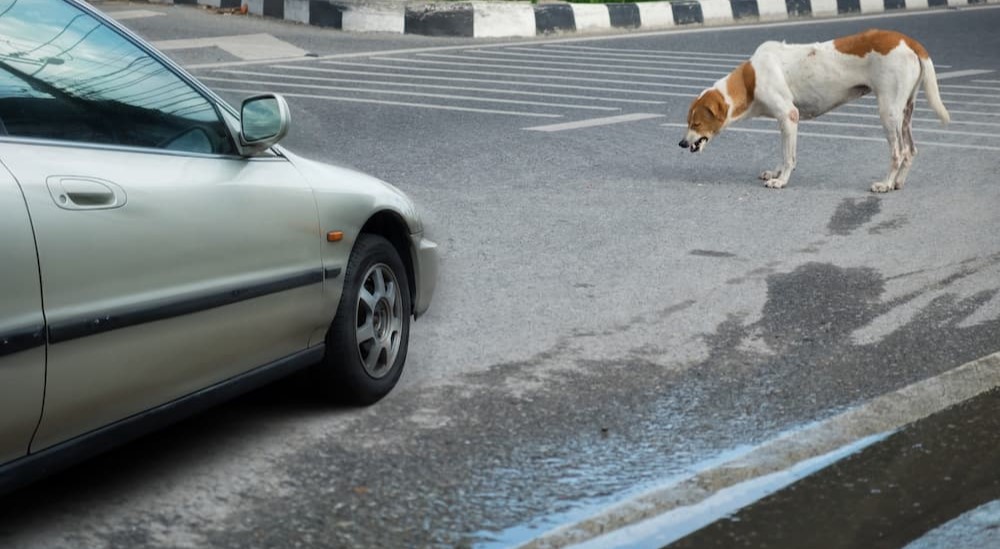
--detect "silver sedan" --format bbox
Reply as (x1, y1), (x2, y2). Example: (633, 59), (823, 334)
(0, 0), (437, 493)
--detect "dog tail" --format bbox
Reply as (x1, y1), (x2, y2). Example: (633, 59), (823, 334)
(920, 57), (950, 125)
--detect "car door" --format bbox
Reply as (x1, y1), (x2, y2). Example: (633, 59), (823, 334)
(0, 0), (326, 451)
(0, 163), (45, 466)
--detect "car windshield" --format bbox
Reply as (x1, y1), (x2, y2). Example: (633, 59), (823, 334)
(0, 0), (233, 153)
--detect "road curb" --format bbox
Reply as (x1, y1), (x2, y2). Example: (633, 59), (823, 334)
(224, 0), (997, 37)
(517, 350), (1000, 548)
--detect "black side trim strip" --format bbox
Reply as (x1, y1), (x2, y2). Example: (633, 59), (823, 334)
(0, 345), (324, 496)
(48, 269), (323, 344)
(0, 325), (45, 358)
(324, 267), (342, 280)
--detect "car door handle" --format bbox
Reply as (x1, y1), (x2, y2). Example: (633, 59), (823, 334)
(47, 176), (127, 210)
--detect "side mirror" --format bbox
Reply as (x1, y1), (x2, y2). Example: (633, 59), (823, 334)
(236, 94), (290, 156)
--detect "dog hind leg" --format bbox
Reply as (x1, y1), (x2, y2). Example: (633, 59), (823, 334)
(893, 99), (918, 190)
(871, 96), (906, 193)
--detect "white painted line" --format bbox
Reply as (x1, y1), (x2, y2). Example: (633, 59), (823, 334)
(317, 61), (710, 89)
(940, 83), (1000, 91)
(416, 52), (729, 76)
(525, 351), (1000, 548)
(184, 4), (1000, 70)
(825, 111), (1000, 128)
(202, 76), (620, 111)
(218, 69), (667, 104)
(367, 57), (719, 82)
(540, 44), (748, 60)
(524, 113), (665, 132)
(757, 0), (790, 20)
(973, 80), (1000, 84)
(211, 87), (563, 118)
(152, 34), (307, 61)
(749, 118), (1000, 138)
(937, 89), (1000, 98)
(341, 5), (405, 34)
(842, 102), (1000, 117)
(660, 123), (1000, 152)
(471, 2), (535, 38)
(935, 69), (995, 80)
(470, 48), (739, 69)
(269, 64), (703, 97)
(107, 9), (165, 20)
(570, 3), (612, 31)
(812, 0), (839, 15)
(636, 2), (674, 29)
(698, 0), (735, 23)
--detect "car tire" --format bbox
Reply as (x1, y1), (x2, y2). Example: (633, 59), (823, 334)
(315, 233), (411, 405)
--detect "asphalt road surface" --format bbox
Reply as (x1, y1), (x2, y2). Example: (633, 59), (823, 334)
(2, 3), (999, 548)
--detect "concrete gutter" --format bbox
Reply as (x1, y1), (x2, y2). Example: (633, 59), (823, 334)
(152, 0), (996, 37)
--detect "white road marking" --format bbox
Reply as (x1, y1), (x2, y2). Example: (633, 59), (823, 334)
(367, 57), (720, 82)
(413, 52), (729, 76)
(843, 102), (1000, 117)
(940, 83), (1000, 92)
(749, 118), (1000, 138)
(153, 34), (307, 61)
(524, 113), (665, 132)
(825, 111), (1000, 128)
(475, 48), (740, 69)
(217, 69), (666, 104)
(935, 69), (995, 80)
(107, 9), (165, 20)
(661, 122), (1000, 151)
(316, 61), (709, 90)
(542, 44), (750, 59)
(202, 76), (620, 111)
(184, 4), (1000, 70)
(973, 79), (1000, 84)
(270, 64), (702, 97)
(528, 350), (1000, 548)
(211, 87), (563, 118)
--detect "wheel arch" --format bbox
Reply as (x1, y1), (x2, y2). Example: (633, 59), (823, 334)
(359, 210), (416, 315)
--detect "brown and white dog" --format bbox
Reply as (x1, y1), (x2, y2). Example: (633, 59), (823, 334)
(679, 29), (950, 192)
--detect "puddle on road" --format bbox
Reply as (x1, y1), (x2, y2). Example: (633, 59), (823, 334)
(667, 388), (1000, 549)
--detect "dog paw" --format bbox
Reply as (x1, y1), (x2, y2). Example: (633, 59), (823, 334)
(870, 181), (893, 193)
(759, 170), (781, 181)
(764, 179), (787, 189)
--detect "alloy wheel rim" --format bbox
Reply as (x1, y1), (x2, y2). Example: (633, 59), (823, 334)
(355, 263), (402, 379)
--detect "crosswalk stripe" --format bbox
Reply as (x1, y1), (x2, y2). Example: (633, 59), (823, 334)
(202, 76), (620, 110)
(216, 69), (666, 105)
(211, 87), (564, 118)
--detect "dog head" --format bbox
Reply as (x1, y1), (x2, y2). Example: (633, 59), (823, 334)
(679, 89), (728, 153)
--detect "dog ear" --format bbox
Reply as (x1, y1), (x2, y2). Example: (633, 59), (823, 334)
(704, 91), (727, 121)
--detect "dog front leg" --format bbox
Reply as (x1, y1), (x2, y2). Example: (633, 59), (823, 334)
(765, 108), (798, 189)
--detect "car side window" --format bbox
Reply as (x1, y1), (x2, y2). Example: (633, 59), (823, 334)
(0, 0), (234, 155)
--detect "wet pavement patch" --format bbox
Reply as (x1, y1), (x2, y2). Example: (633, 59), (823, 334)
(666, 387), (1000, 549)
(828, 196), (881, 236)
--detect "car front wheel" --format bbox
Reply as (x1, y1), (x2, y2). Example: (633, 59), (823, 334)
(316, 233), (411, 405)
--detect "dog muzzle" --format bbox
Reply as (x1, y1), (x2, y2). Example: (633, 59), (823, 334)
(679, 137), (708, 153)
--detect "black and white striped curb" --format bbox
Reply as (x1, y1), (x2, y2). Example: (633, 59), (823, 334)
(167, 0), (994, 36)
